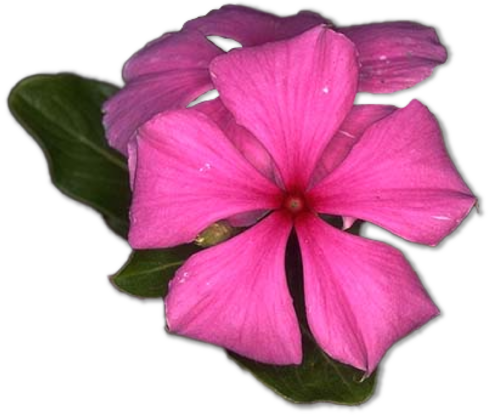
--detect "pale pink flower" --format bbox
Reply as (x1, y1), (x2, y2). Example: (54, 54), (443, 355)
(103, 5), (448, 156)
(127, 26), (475, 373)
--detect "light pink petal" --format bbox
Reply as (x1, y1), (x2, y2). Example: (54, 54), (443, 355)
(296, 213), (439, 374)
(127, 138), (138, 190)
(103, 30), (223, 155)
(195, 98), (279, 182)
(226, 210), (267, 228)
(311, 105), (397, 185)
(342, 216), (357, 231)
(210, 26), (359, 190)
(339, 22), (447, 93)
(166, 212), (302, 365)
(310, 100), (476, 246)
(184, 4), (328, 47)
(129, 110), (282, 249)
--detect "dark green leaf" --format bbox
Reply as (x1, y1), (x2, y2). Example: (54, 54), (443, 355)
(8, 73), (131, 236)
(229, 333), (376, 404)
(111, 246), (198, 298)
(347, 220), (364, 236)
(103, 215), (130, 240)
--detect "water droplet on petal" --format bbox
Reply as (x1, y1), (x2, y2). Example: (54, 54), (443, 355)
(432, 215), (451, 221)
(338, 130), (356, 139)
(322, 86), (329, 94)
(178, 271), (190, 284)
(199, 163), (212, 173)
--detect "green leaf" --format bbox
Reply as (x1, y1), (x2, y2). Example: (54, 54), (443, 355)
(347, 220), (364, 236)
(229, 333), (376, 404)
(8, 73), (131, 238)
(103, 215), (130, 240)
(111, 246), (198, 298)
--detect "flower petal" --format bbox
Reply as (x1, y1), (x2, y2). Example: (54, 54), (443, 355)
(103, 30), (223, 155)
(122, 31), (220, 82)
(311, 104), (397, 185)
(195, 98), (279, 182)
(184, 4), (328, 47)
(103, 73), (212, 155)
(339, 22), (447, 93)
(129, 110), (282, 249)
(166, 212), (302, 365)
(310, 100), (476, 246)
(296, 213), (439, 374)
(210, 26), (359, 189)
(195, 99), (278, 228)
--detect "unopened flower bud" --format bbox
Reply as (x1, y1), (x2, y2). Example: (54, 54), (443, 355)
(195, 221), (236, 247)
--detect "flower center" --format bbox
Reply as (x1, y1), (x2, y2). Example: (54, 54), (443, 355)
(283, 193), (307, 215)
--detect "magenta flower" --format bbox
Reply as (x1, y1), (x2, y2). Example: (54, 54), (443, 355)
(127, 26), (475, 373)
(103, 4), (448, 156)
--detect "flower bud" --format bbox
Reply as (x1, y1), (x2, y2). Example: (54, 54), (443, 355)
(195, 221), (236, 247)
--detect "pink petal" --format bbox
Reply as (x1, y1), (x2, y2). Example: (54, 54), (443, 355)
(210, 26), (359, 190)
(195, 100), (280, 228)
(339, 22), (447, 93)
(184, 4), (328, 47)
(127, 138), (138, 190)
(166, 212), (302, 365)
(122, 31), (220, 82)
(310, 100), (476, 246)
(296, 213), (439, 373)
(195, 98), (279, 183)
(342, 216), (357, 231)
(226, 210), (267, 228)
(103, 30), (223, 155)
(104, 73), (211, 156)
(311, 104), (397, 185)
(129, 110), (282, 249)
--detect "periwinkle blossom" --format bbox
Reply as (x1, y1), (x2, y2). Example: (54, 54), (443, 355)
(126, 26), (475, 373)
(103, 4), (447, 156)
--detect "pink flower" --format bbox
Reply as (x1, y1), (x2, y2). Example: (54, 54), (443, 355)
(127, 26), (475, 374)
(103, 5), (448, 156)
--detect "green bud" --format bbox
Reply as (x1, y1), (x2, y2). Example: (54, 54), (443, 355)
(195, 221), (236, 248)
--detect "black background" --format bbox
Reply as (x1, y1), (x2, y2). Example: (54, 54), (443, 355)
(2, 1), (486, 417)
